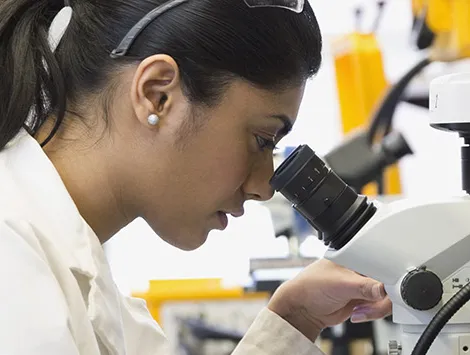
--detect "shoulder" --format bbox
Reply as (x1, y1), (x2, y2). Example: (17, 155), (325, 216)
(0, 219), (49, 263)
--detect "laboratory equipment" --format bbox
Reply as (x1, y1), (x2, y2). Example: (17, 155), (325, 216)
(270, 72), (470, 355)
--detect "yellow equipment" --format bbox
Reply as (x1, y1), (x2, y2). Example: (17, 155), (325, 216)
(133, 278), (269, 325)
(412, 0), (470, 61)
(331, 32), (402, 196)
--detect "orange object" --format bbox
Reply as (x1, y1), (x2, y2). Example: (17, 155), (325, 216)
(332, 32), (402, 196)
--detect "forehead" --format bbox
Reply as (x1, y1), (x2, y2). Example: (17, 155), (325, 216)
(221, 80), (305, 125)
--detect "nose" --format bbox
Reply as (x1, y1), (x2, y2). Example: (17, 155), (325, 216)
(243, 155), (275, 202)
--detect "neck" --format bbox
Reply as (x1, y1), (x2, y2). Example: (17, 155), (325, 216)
(36, 121), (134, 243)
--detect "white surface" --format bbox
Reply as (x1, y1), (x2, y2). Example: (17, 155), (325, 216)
(430, 72), (470, 125)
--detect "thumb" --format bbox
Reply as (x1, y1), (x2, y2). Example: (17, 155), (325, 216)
(353, 277), (385, 301)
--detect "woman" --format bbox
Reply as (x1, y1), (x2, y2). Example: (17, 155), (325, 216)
(0, 0), (392, 354)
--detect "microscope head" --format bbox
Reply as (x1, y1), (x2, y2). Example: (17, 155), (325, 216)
(430, 72), (470, 138)
(430, 73), (470, 194)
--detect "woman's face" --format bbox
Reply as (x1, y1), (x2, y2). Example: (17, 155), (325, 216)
(120, 56), (306, 250)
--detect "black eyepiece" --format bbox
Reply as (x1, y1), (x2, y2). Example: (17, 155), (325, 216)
(270, 145), (377, 250)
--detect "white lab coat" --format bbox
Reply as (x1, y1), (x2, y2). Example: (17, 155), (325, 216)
(0, 130), (324, 355)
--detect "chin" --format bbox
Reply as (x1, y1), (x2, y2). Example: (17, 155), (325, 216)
(160, 229), (209, 251)
(145, 217), (211, 251)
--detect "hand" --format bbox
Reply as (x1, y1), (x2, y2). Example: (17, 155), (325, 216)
(267, 259), (392, 342)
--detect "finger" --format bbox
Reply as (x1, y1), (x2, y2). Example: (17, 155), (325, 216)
(350, 297), (393, 323)
(346, 276), (385, 302)
(316, 260), (385, 301)
(335, 300), (369, 320)
(348, 299), (369, 309)
(356, 297), (393, 316)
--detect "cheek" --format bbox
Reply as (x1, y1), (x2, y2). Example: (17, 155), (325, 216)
(199, 135), (253, 196)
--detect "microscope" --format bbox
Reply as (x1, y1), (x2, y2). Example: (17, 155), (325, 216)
(270, 72), (470, 355)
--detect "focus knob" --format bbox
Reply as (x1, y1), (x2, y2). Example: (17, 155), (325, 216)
(401, 268), (443, 311)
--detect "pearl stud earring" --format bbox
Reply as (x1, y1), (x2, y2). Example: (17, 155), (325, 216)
(148, 114), (160, 126)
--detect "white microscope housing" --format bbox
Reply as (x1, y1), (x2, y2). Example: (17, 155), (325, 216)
(332, 72), (470, 355)
(271, 73), (470, 354)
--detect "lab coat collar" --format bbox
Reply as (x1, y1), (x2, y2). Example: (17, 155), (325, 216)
(3, 130), (126, 354)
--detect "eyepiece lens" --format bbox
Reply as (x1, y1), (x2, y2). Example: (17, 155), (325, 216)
(270, 145), (376, 250)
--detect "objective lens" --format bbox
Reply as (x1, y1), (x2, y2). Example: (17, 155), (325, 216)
(270, 145), (377, 250)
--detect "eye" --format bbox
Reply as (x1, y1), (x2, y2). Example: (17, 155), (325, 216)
(255, 135), (278, 151)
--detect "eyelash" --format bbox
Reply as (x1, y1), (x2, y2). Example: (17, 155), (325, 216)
(255, 135), (278, 151)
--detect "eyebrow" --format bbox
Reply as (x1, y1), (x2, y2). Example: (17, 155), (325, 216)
(270, 114), (293, 136)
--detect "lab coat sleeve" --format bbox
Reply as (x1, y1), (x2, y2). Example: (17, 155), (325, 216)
(0, 222), (81, 355)
(121, 295), (173, 354)
(232, 308), (325, 355)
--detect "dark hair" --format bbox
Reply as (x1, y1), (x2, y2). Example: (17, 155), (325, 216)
(0, 0), (322, 150)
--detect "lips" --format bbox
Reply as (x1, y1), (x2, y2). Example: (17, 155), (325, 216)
(223, 208), (245, 218)
(217, 211), (229, 230)
(214, 207), (245, 230)
(231, 211), (244, 218)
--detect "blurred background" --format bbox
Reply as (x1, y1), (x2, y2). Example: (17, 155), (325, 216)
(103, 1), (470, 354)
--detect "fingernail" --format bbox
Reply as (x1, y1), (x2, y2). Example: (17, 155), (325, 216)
(353, 305), (370, 313)
(351, 313), (368, 323)
(372, 284), (383, 299)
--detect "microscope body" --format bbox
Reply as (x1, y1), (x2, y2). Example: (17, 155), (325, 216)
(327, 73), (470, 354)
(270, 72), (470, 355)
(325, 196), (470, 354)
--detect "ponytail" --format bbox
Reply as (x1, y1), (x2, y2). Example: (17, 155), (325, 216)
(0, 0), (67, 150)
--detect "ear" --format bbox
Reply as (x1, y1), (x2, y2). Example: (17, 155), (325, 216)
(130, 54), (181, 127)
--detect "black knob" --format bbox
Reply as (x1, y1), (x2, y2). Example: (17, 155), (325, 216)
(401, 269), (443, 311)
